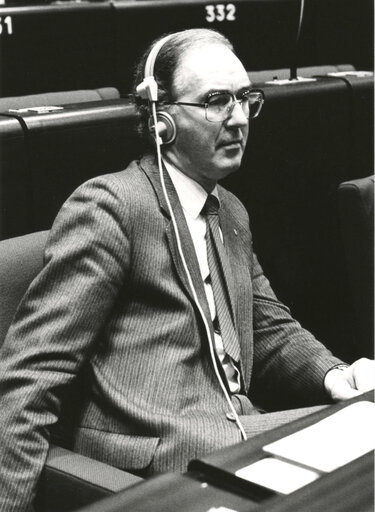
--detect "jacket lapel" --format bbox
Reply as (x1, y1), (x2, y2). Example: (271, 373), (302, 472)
(140, 154), (213, 333)
(141, 154), (252, 391)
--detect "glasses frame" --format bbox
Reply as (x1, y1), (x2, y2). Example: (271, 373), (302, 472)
(168, 89), (264, 123)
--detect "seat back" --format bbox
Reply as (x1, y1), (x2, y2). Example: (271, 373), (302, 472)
(337, 176), (374, 358)
(0, 231), (49, 346)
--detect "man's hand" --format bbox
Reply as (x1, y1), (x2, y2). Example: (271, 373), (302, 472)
(324, 358), (375, 401)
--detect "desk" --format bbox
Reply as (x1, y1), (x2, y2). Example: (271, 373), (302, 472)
(75, 472), (263, 512)
(190, 391), (374, 511)
(0, 99), (141, 239)
(0, 114), (29, 239)
(76, 392), (374, 512)
(254, 453), (373, 512)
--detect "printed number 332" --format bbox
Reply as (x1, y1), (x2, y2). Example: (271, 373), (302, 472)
(205, 4), (237, 23)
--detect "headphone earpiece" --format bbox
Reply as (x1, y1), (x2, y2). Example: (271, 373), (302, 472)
(136, 76), (159, 102)
(148, 111), (176, 145)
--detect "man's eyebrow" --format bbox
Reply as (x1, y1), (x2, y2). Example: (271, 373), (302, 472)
(236, 85), (252, 96)
(200, 85), (252, 100)
(239, 84), (252, 92)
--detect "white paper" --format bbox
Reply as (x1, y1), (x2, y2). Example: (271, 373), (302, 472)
(265, 77), (317, 85)
(263, 401), (375, 472)
(206, 508), (238, 512)
(235, 457), (319, 494)
(327, 71), (373, 78)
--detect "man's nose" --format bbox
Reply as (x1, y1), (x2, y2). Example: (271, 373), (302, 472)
(226, 101), (248, 127)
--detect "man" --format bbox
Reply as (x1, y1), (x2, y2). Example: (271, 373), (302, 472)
(0, 29), (373, 511)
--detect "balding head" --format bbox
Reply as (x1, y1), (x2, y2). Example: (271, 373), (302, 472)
(133, 29), (235, 142)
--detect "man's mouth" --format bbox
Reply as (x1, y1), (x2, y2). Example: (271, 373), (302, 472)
(219, 140), (243, 149)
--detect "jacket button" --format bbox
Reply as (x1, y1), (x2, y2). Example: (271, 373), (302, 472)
(226, 412), (236, 422)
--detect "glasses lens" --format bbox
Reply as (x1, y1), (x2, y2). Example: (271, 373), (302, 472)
(206, 93), (232, 122)
(205, 91), (263, 122)
(247, 92), (263, 119)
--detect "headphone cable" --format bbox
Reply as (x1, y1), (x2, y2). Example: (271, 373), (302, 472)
(150, 101), (247, 441)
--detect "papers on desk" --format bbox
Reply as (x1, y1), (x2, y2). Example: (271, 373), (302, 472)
(206, 508), (238, 512)
(236, 458), (319, 494)
(265, 77), (317, 85)
(263, 401), (375, 472)
(235, 400), (375, 495)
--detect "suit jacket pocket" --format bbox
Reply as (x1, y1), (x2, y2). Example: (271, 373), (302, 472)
(73, 427), (160, 471)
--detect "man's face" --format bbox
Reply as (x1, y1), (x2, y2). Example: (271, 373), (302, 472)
(163, 44), (251, 192)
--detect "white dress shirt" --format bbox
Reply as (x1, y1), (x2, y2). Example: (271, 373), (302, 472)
(163, 159), (241, 393)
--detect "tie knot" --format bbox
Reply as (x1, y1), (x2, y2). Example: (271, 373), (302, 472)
(203, 194), (220, 216)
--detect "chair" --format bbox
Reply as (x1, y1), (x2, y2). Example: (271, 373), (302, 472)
(0, 88), (120, 112)
(337, 176), (374, 359)
(0, 231), (142, 512)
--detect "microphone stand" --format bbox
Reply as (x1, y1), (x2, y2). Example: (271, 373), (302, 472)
(289, 0), (305, 81)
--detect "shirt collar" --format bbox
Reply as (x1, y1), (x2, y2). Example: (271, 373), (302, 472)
(163, 158), (219, 220)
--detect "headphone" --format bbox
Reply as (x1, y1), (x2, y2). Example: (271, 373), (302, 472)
(136, 33), (247, 441)
(136, 34), (177, 145)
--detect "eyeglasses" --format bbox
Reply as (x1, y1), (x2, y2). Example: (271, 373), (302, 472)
(168, 89), (264, 123)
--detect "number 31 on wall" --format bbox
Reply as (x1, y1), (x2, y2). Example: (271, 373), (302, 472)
(205, 3), (237, 22)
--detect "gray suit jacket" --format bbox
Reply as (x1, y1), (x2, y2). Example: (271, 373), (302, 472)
(0, 154), (341, 510)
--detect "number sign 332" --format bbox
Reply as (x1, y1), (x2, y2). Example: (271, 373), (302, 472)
(205, 3), (236, 22)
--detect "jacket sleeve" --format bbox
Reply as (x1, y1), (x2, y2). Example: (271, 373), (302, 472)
(250, 250), (343, 411)
(0, 174), (131, 512)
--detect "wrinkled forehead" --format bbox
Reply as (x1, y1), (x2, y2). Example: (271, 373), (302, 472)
(173, 44), (250, 100)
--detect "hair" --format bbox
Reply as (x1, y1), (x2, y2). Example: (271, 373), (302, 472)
(132, 28), (234, 143)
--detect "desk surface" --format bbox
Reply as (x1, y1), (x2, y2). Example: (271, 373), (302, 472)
(255, 452), (374, 512)
(77, 392), (374, 512)
(76, 472), (262, 512)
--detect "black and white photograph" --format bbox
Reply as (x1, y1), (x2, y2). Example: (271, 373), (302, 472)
(0, 1), (374, 511)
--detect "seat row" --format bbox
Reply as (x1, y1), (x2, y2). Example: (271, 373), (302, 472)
(0, 0), (373, 97)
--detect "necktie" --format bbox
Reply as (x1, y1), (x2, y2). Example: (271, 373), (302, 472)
(203, 195), (240, 362)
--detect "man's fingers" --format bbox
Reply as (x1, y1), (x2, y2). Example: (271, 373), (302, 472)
(330, 379), (362, 401)
(353, 358), (375, 392)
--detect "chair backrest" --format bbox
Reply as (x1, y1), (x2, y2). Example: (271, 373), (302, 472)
(0, 88), (120, 112)
(0, 231), (49, 346)
(337, 176), (374, 359)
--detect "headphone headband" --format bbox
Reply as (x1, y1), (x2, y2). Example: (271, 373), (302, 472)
(144, 34), (174, 79)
